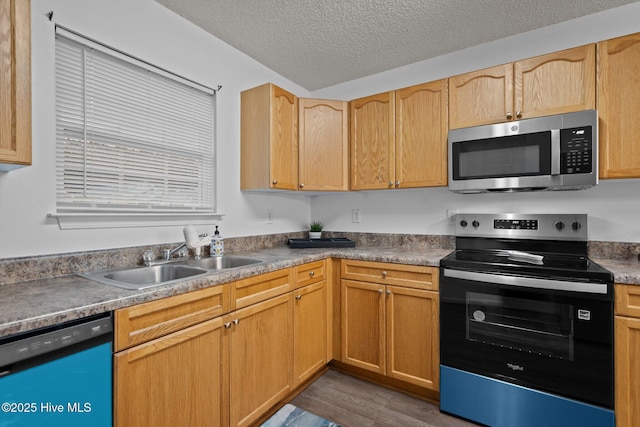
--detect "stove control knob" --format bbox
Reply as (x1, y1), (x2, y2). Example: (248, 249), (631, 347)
(472, 220), (480, 228)
(460, 220), (468, 227)
(571, 221), (582, 231)
(555, 221), (565, 231)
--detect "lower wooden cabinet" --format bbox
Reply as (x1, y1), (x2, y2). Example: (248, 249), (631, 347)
(340, 260), (440, 391)
(293, 280), (328, 387)
(228, 293), (293, 427)
(114, 317), (228, 427)
(615, 283), (640, 427)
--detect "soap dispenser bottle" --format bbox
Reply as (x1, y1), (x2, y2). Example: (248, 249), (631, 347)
(211, 225), (224, 257)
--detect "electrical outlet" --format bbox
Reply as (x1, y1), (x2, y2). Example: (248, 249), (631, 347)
(352, 209), (361, 223)
(267, 209), (274, 224)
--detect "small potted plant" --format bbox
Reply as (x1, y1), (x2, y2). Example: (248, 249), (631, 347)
(308, 221), (325, 239)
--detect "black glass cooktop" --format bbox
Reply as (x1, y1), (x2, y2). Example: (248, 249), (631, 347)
(440, 248), (613, 283)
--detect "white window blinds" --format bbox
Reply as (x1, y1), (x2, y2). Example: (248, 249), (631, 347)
(55, 28), (216, 215)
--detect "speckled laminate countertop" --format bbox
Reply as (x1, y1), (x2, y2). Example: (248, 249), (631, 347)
(0, 246), (450, 338)
(1, 245), (638, 338)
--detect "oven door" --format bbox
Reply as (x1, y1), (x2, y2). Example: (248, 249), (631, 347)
(440, 267), (613, 409)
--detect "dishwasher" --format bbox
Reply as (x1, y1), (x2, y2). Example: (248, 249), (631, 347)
(0, 312), (113, 427)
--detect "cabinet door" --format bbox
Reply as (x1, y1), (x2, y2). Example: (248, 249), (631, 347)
(598, 33), (640, 179)
(229, 293), (293, 427)
(615, 315), (640, 427)
(386, 286), (439, 390)
(240, 83), (298, 190)
(0, 0), (31, 170)
(293, 281), (327, 387)
(395, 80), (448, 188)
(350, 92), (395, 190)
(299, 98), (349, 191)
(449, 63), (513, 129)
(341, 279), (385, 374)
(515, 44), (595, 120)
(270, 85), (299, 189)
(114, 317), (228, 427)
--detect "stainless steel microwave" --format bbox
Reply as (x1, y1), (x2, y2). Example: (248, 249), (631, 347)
(448, 110), (598, 193)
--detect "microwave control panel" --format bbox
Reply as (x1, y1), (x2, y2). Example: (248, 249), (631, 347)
(560, 126), (592, 174)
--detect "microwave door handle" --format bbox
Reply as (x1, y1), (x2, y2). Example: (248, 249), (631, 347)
(550, 129), (561, 176)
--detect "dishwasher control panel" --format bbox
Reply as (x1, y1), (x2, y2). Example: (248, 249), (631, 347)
(0, 313), (112, 367)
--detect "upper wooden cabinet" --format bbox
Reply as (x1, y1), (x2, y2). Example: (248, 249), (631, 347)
(350, 92), (395, 190)
(449, 44), (595, 129)
(298, 98), (349, 191)
(241, 83), (298, 190)
(0, 0), (31, 171)
(350, 79), (448, 190)
(598, 32), (640, 179)
(395, 80), (448, 188)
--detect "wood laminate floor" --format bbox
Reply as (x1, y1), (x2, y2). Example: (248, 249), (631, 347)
(290, 370), (479, 427)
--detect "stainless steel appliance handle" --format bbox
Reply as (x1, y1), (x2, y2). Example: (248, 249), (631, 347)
(550, 129), (560, 175)
(443, 268), (608, 294)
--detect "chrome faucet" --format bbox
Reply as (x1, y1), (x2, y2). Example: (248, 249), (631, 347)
(142, 244), (188, 267)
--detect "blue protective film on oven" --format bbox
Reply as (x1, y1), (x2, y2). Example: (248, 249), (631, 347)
(440, 365), (614, 427)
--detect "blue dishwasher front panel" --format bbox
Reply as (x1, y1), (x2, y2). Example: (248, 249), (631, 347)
(0, 342), (112, 427)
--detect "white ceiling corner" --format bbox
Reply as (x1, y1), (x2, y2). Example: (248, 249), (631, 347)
(155, 0), (640, 91)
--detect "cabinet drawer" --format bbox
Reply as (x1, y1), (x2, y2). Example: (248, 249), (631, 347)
(615, 284), (640, 318)
(231, 268), (293, 310)
(115, 284), (229, 351)
(341, 259), (438, 290)
(294, 260), (327, 289)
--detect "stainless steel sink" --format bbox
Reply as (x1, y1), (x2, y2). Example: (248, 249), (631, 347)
(80, 264), (208, 290)
(180, 255), (264, 270)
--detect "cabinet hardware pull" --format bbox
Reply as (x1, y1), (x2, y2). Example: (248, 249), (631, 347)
(309, 271), (315, 277)
(295, 295), (302, 300)
(378, 289), (384, 294)
(232, 318), (239, 325)
(516, 110), (522, 119)
(300, 183), (305, 188)
(224, 322), (232, 329)
(382, 271), (388, 278)
(272, 180), (278, 185)
(386, 290), (391, 295)
(395, 181), (400, 187)
(506, 112), (513, 120)
(388, 181), (393, 187)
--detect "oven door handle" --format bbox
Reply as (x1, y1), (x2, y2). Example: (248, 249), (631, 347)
(443, 269), (609, 294)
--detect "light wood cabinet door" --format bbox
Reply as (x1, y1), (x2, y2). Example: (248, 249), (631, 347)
(515, 44), (595, 120)
(114, 317), (228, 427)
(386, 285), (439, 390)
(293, 281), (327, 387)
(0, 0), (31, 170)
(341, 259), (439, 291)
(350, 92), (396, 190)
(298, 98), (349, 191)
(395, 80), (448, 188)
(241, 83), (298, 190)
(598, 32), (640, 179)
(228, 293), (293, 427)
(615, 315), (640, 427)
(449, 63), (513, 129)
(341, 279), (386, 374)
(449, 45), (595, 129)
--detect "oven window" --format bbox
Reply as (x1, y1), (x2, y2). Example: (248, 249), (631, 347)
(466, 292), (574, 360)
(453, 131), (551, 180)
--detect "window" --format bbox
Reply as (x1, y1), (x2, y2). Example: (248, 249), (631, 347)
(54, 27), (217, 225)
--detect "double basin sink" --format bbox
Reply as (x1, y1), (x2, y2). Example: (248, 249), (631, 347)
(80, 255), (264, 290)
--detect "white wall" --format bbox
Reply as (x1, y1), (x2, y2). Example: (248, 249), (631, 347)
(310, 2), (640, 243)
(0, 0), (313, 258)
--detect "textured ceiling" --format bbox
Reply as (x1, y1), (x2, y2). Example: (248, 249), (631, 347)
(155, 0), (639, 91)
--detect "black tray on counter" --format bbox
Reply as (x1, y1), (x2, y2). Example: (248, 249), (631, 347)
(288, 237), (356, 248)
